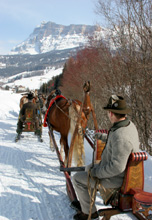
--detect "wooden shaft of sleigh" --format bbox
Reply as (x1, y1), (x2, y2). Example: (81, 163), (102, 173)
(60, 166), (85, 172)
(84, 133), (95, 150)
(48, 125), (78, 202)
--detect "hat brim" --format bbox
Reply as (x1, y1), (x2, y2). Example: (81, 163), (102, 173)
(103, 107), (131, 114)
(28, 96), (33, 100)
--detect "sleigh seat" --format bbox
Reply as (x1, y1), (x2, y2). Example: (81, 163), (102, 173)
(119, 152), (152, 219)
(98, 151), (152, 220)
(22, 108), (37, 132)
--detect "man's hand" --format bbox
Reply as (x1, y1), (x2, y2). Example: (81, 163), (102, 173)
(93, 132), (102, 140)
(93, 132), (108, 142)
(85, 163), (93, 172)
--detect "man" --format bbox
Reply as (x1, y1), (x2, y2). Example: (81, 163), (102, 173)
(72, 95), (140, 220)
(16, 92), (42, 141)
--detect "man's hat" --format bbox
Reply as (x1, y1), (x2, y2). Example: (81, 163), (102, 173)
(103, 95), (131, 114)
(27, 92), (34, 100)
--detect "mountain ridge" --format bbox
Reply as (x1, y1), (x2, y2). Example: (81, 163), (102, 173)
(11, 21), (97, 55)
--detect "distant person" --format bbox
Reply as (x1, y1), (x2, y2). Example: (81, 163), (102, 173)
(71, 95), (140, 220)
(35, 95), (43, 138)
(16, 92), (42, 141)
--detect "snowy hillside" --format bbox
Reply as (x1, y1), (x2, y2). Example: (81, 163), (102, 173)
(0, 89), (152, 220)
(1, 67), (63, 90)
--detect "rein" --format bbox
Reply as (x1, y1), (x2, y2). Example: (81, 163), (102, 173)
(87, 171), (99, 220)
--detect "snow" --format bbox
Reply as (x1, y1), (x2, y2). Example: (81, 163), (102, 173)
(0, 89), (152, 220)
(1, 67), (63, 90)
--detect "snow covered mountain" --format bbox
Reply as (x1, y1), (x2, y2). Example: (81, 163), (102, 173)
(11, 21), (97, 55)
(0, 21), (107, 89)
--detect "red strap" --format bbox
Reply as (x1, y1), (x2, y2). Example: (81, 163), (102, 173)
(95, 129), (108, 134)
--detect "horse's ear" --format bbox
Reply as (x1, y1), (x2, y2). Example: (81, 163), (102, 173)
(87, 81), (91, 89)
(83, 81), (86, 89)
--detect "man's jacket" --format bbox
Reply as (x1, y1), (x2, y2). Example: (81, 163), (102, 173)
(20, 102), (37, 121)
(91, 118), (140, 188)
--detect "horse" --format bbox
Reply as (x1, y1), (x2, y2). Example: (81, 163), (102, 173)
(19, 92), (46, 112)
(44, 81), (98, 167)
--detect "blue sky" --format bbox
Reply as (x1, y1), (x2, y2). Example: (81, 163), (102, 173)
(0, 0), (100, 55)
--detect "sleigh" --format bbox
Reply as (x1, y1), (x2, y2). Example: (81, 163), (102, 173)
(22, 108), (42, 136)
(96, 139), (152, 220)
(22, 108), (37, 132)
(19, 108), (43, 142)
(49, 128), (152, 220)
(82, 135), (152, 219)
(45, 82), (152, 220)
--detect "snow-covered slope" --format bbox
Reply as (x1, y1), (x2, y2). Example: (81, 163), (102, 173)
(0, 89), (152, 220)
(1, 67), (63, 90)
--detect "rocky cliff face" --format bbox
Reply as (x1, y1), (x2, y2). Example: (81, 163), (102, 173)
(11, 21), (97, 55)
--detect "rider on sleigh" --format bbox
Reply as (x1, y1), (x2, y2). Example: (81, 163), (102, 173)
(16, 92), (42, 142)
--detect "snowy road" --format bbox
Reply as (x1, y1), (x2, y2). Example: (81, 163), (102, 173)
(0, 123), (75, 220)
(0, 90), (151, 220)
(0, 90), (75, 220)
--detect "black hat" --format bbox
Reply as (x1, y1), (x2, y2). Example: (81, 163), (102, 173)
(103, 95), (131, 114)
(27, 92), (33, 100)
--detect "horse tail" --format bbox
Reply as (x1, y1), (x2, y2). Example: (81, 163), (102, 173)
(68, 104), (85, 167)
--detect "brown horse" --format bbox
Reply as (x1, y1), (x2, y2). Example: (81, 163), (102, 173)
(45, 81), (98, 167)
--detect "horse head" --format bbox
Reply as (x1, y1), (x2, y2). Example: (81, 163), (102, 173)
(45, 89), (62, 109)
(82, 81), (92, 120)
(83, 81), (90, 93)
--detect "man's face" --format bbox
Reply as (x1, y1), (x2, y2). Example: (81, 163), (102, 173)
(107, 111), (114, 124)
(107, 111), (111, 121)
